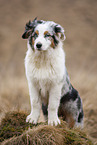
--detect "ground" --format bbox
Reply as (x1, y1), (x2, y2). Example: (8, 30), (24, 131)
(0, 111), (93, 144)
(0, 0), (97, 144)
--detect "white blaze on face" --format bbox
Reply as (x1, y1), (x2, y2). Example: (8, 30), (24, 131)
(34, 23), (52, 51)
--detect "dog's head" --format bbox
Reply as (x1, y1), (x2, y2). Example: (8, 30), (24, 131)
(22, 18), (66, 51)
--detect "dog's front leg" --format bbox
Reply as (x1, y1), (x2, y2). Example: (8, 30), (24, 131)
(26, 81), (41, 124)
(48, 84), (62, 126)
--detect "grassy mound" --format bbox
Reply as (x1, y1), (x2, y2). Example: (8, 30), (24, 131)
(0, 111), (35, 142)
(0, 111), (93, 145)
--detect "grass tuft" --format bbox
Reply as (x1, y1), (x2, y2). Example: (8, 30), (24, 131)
(0, 111), (93, 145)
(0, 111), (34, 142)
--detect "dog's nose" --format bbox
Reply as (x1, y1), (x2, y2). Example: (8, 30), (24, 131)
(36, 43), (42, 50)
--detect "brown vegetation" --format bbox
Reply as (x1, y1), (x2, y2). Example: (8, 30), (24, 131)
(0, 111), (93, 145)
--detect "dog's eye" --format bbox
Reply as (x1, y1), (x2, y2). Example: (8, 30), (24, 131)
(33, 31), (39, 39)
(34, 32), (38, 39)
(44, 33), (51, 38)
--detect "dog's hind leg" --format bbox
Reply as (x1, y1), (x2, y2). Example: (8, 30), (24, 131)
(59, 87), (84, 128)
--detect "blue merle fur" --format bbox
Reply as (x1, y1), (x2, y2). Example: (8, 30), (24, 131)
(22, 18), (60, 49)
(42, 69), (84, 127)
(22, 17), (43, 39)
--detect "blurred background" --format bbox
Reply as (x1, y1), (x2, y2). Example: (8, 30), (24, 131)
(0, 0), (97, 143)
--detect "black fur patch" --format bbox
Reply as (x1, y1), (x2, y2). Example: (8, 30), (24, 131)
(54, 25), (61, 33)
(77, 97), (81, 110)
(37, 20), (43, 24)
(60, 87), (79, 104)
(42, 103), (48, 116)
(22, 18), (43, 39)
(51, 35), (59, 47)
(29, 36), (34, 50)
(78, 111), (84, 123)
(25, 17), (39, 32)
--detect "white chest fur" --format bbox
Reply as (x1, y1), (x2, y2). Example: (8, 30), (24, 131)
(25, 42), (65, 99)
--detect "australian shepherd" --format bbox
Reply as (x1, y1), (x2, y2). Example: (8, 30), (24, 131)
(22, 18), (84, 128)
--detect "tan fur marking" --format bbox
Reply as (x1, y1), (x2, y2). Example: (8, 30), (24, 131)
(32, 37), (35, 45)
(65, 112), (75, 128)
(58, 107), (75, 128)
(50, 38), (55, 48)
(35, 30), (39, 35)
(44, 31), (49, 36)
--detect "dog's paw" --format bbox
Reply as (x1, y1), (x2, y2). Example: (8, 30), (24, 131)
(48, 117), (60, 126)
(26, 114), (38, 124)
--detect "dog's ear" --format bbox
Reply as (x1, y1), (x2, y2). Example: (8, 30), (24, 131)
(22, 21), (33, 39)
(54, 24), (66, 41)
(22, 18), (37, 39)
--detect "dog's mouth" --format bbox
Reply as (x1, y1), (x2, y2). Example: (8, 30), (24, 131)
(36, 47), (42, 51)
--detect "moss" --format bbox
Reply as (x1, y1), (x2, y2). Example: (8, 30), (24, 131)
(0, 111), (93, 145)
(0, 111), (34, 142)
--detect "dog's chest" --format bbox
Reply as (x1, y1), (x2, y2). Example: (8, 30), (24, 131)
(26, 51), (64, 81)
(25, 48), (65, 98)
(38, 79), (51, 99)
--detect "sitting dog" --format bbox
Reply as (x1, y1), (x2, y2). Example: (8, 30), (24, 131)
(22, 18), (84, 128)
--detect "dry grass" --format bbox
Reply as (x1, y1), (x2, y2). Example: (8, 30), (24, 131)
(0, 111), (93, 145)
(0, 76), (29, 119)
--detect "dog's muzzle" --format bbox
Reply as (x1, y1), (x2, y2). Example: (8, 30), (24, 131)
(36, 43), (42, 51)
